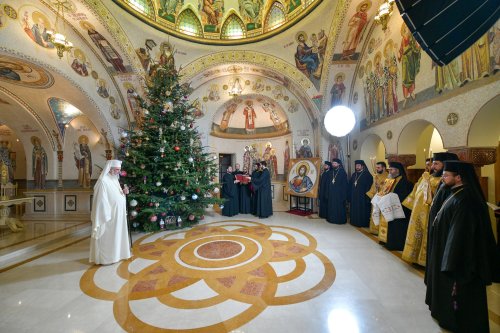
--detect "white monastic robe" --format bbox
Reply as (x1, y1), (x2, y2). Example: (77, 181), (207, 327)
(89, 173), (131, 264)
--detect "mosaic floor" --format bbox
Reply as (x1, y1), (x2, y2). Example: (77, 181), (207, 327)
(0, 212), (498, 332)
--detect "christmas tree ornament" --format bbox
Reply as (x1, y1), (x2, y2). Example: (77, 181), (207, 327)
(192, 194), (198, 200)
(144, 110), (149, 115)
(120, 170), (127, 177)
(159, 147), (165, 153)
(156, 181), (162, 186)
(150, 215), (158, 222)
(160, 219), (165, 229)
(121, 131), (128, 138)
(200, 215), (205, 220)
(188, 157), (194, 163)
(161, 212), (167, 216)
(174, 146), (180, 151)
(155, 202), (160, 207)
(180, 195), (186, 201)
(129, 199), (138, 207)
(130, 210), (138, 217)
(180, 125), (186, 130)
(149, 202), (153, 207)
(213, 187), (220, 193)
(188, 214), (195, 221)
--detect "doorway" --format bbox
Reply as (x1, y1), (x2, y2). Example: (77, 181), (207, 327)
(218, 154), (233, 181)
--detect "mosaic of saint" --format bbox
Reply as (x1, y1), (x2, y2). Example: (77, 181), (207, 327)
(0, 54), (53, 88)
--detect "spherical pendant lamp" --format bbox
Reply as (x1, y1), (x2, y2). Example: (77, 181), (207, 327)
(324, 106), (356, 137)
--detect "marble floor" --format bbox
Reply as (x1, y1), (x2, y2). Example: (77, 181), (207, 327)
(0, 212), (498, 333)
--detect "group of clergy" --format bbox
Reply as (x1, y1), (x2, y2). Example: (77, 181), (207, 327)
(318, 153), (500, 332)
(221, 162), (273, 218)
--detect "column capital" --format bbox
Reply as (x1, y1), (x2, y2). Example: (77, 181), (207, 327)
(385, 154), (416, 168)
(447, 146), (496, 167)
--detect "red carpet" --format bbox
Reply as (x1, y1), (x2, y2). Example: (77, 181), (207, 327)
(286, 209), (313, 217)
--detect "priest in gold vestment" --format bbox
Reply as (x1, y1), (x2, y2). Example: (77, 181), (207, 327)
(366, 161), (388, 235)
(374, 162), (413, 250)
(402, 152), (459, 265)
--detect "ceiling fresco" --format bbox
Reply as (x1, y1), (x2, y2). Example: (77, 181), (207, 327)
(114, 0), (323, 45)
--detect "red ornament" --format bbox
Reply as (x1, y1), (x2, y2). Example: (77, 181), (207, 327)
(174, 146), (180, 152)
(188, 214), (195, 221)
(120, 170), (127, 177)
(149, 202), (153, 207)
(149, 118), (154, 123)
(161, 212), (167, 216)
(196, 188), (200, 193)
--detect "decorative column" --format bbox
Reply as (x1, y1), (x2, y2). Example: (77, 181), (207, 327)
(52, 130), (64, 189)
(447, 146), (497, 197)
(101, 128), (113, 160)
(386, 154), (417, 183)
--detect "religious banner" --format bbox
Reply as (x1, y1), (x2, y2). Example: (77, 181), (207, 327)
(286, 158), (321, 198)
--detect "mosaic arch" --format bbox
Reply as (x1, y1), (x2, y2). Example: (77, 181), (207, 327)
(180, 52), (321, 121)
(81, 220), (336, 333)
(211, 94), (291, 139)
(114, 0), (324, 45)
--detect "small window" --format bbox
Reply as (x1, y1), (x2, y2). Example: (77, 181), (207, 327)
(124, 0), (154, 19)
(221, 14), (246, 39)
(176, 9), (203, 37)
(265, 2), (286, 32)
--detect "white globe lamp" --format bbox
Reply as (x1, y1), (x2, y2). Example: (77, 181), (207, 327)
(324, 106), (356, 137)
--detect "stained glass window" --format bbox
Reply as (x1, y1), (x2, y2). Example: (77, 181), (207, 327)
(177, 9), (203, 37)
(265, 2), (286, 32)
(221, 14), (245, 39)
(124, 0), (154, 19)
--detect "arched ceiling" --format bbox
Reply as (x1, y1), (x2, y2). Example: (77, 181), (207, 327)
(114, 0), (324, 45)
(0, 0), (381, 149)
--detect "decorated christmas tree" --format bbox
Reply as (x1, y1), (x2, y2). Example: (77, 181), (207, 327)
(120, 58), (222, 232)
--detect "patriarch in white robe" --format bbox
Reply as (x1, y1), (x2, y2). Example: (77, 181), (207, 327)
(89, 160), (131, 265)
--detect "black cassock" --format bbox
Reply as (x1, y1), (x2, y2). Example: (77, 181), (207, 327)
(250, 170), (261, 215)
(385, 176), (413, 250)
(426, 186), (500, 332)
(348, 171), (373, 227)
(239, 177), (252, 214)
(318, 169), (332, 218)
(252, 168), (273, 218)
(327, 167), (348, 224)
(221, 172), (239, 217)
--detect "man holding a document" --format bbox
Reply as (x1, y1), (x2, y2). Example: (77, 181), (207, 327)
(371, 161), (413, 250)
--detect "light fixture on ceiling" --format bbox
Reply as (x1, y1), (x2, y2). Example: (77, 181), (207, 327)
(228, 77), (243, 97)
(374, 0), (395, 31)
(47, 0), (73, 59)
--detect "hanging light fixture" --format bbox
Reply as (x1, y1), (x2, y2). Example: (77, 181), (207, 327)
(374, 0), (395, 31)
(47, 0), (73, 59)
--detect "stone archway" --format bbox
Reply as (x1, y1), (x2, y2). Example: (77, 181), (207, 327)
(468, 94), (500, 203)
(359, 134), (386, 173)
(398, 119), (445, 169)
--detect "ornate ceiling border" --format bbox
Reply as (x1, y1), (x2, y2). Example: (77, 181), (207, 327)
(0, 86), (56, 151)
(181, 51), (313, 92)
(0, 47), (115, 147)
(113, 0), (323, 46)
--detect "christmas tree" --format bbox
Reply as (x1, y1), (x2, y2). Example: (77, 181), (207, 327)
(120, 57), (222, 232)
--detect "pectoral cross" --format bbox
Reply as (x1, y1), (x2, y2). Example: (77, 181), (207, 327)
(332, 179), (335, 184)
(354, 181), (358, 187)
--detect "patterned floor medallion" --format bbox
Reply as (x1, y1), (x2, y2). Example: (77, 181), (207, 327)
(80, 220), (336, 332)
